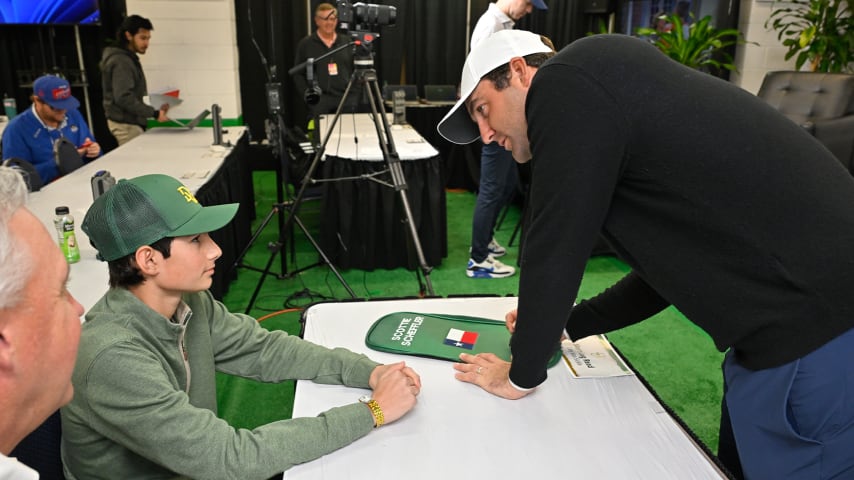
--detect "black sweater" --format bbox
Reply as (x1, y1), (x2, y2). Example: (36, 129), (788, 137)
(511, 34), (854, 388)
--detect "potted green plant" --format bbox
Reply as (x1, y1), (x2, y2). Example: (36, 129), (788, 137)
(765, 0), (854, 73)
(636, 13), (746, 73)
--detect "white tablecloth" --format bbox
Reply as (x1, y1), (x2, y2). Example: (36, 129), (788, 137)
(286, 297), (726, 480)
(318, 113), (439, 161)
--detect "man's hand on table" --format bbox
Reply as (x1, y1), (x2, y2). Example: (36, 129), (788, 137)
(453, 352), (533, 400)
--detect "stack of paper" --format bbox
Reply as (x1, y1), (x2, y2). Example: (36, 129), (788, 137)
(150, 88), (182, 108)
(562, 335), (634, 378)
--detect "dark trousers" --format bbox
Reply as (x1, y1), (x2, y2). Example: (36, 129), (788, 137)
(470, 141), (518, 262)
(723, 327), (854, 479)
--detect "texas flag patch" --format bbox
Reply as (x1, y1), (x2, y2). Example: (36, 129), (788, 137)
(444, 328), (479, 350)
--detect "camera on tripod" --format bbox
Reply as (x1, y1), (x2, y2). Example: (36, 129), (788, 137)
(336, 1), (396, 33)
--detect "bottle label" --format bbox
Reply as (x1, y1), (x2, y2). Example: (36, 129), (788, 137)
(60, 226), (80, 263)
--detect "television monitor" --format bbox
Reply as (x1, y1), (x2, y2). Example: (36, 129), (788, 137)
(0, 0), (100, 25)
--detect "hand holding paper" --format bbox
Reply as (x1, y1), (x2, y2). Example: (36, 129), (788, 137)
(149, 88), (183, 109)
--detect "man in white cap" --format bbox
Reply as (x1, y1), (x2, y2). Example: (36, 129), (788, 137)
(1, 75), (101, 184)
(464, 0), (547, 279)
(438, 29), (854, 479)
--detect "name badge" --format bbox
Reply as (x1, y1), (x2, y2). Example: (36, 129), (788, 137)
(328, 62), (339, 76)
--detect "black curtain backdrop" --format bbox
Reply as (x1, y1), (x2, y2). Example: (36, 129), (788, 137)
(235, 0), (308, 138)
(398, 0), (470, 93)
(1, 0), (587, 155)
(234, 0), (585, 141)
(516, 0), (585, 51)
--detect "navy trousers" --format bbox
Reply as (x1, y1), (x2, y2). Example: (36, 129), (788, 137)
(723, 327), (854, 479)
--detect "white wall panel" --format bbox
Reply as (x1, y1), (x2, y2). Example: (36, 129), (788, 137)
(125, 0), (241, 120)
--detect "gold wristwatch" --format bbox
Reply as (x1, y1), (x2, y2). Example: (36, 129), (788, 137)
(359, 394), (384, 428)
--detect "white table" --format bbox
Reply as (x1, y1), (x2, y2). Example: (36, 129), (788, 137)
(285, 297), (726, 480)
(318, 112), (439, 161)
(25, 126), (247, 312)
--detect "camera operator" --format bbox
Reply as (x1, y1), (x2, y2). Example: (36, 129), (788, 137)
(293, 3), (362, 117)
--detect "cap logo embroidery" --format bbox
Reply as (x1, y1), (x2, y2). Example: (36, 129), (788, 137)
(52, 86), (72, 100)
(177, 186), (199, 204)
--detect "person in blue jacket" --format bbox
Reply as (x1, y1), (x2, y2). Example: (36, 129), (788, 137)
(1, 75), (101, 184)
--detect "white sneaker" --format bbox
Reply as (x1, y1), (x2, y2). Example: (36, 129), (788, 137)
(466, 256), (515, 278)
(469, 237), (508, 258)
(487, 238), (507, 257)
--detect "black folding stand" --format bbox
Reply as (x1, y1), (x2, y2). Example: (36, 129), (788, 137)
(229, 66), (357, 314)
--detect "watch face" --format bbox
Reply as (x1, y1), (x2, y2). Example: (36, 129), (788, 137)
(358, 394), (372, 403)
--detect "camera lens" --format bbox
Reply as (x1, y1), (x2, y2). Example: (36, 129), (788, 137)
(353, 2), (396, 28)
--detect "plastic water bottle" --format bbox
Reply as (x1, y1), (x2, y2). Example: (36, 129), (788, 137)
(2, 93), (16, 119)
(392, 89), (406, 125)
(54, 206), (81, 263)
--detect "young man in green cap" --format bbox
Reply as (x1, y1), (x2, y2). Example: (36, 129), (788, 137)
(61, 174), (421, 480)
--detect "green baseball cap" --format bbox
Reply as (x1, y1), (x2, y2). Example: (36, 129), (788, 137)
(82, 174), (239, 261)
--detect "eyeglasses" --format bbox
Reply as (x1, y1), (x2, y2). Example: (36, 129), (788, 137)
(316, 13), (337, 21)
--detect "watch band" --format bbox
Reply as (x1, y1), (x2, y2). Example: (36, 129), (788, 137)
(360, 396), (384, 428)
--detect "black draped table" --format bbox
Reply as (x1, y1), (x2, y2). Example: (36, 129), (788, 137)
(317, 113), (447, 270)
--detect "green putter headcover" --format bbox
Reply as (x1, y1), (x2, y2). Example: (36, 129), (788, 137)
(365, 312), (561, 368)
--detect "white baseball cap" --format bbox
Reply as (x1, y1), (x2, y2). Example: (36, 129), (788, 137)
(437, 29), (553, 145)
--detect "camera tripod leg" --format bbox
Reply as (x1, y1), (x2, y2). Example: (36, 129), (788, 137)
(361, 70), (436, 296)
(293, 214), (357, 297)
(229, 202), (285, 280)
(244, 233), (284, 314)
(243, 207), (357, 314)
(243, 88), (362, 313)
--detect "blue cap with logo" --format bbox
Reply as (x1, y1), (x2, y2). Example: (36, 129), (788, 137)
(531, 0), (548, 10)
(33, 75), (80, 110)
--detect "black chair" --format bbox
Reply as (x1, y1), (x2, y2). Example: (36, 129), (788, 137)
(9, 410), (64, 479)
(2, 157), (44, 191)
(757, 71), (854, 173)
